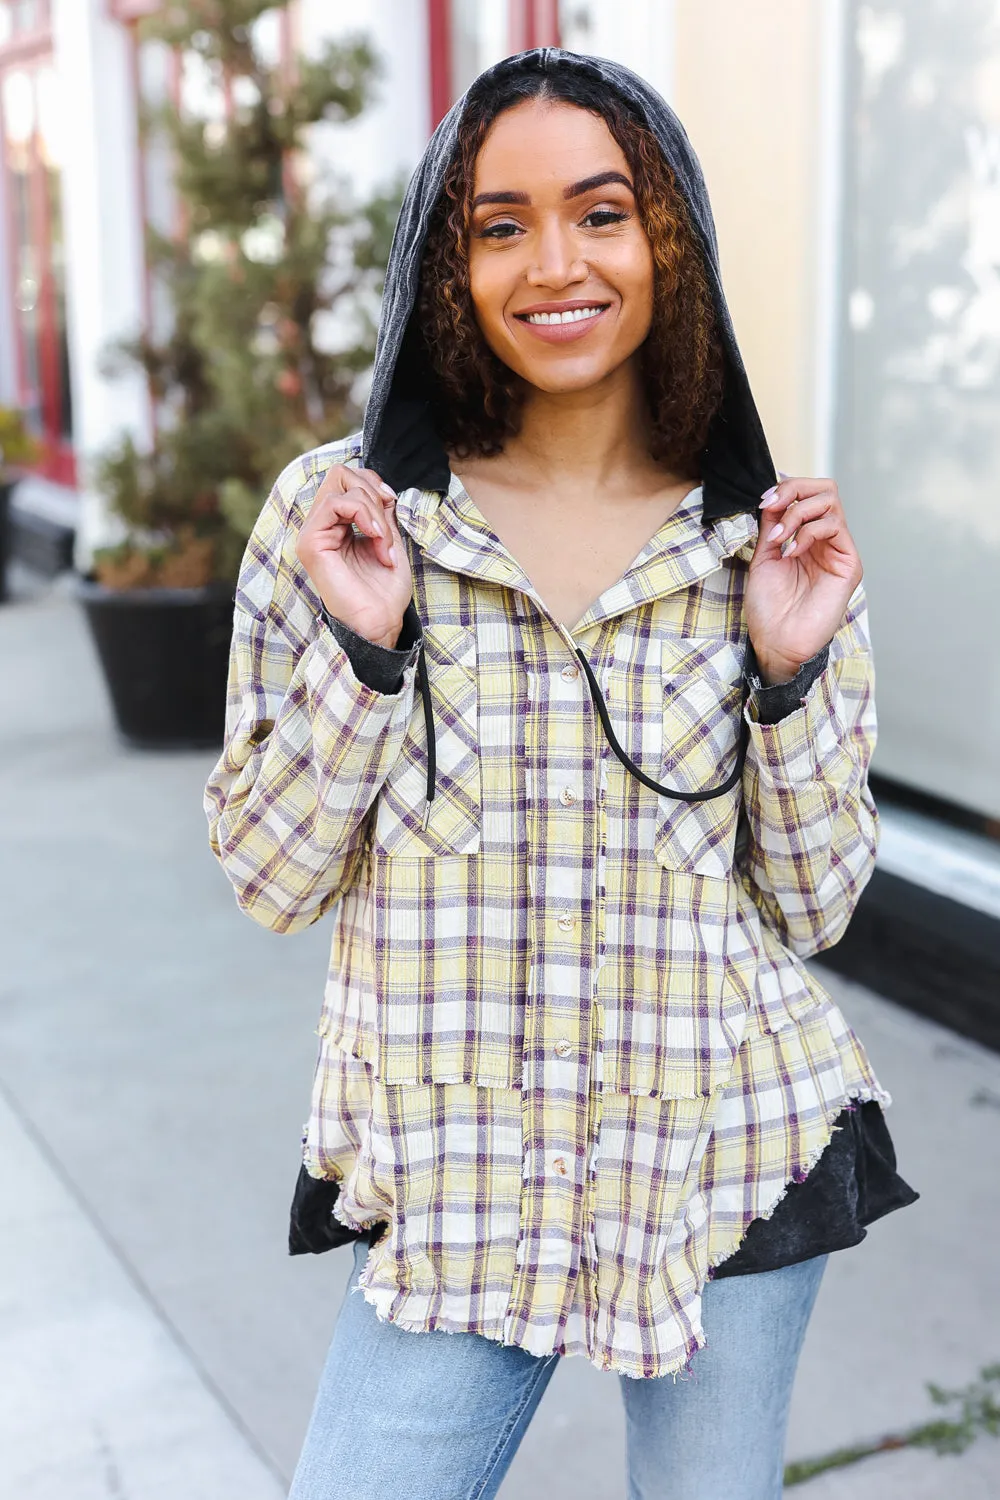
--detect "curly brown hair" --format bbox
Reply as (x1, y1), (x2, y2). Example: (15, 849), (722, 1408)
(415, 65), (725, 477)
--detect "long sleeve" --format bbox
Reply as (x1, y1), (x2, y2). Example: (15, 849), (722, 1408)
(204, 454), (422, 934)
(736, 581), (880, 958)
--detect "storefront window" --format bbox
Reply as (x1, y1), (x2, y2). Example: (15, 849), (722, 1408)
(838, 0), (1000, 822)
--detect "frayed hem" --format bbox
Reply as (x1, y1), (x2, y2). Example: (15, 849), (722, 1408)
(330, 1194), (374, 1234)
(351, 1271), (708, 1382)
(614, 1331), (706, 1383)
(351, 1282), (479, 1339)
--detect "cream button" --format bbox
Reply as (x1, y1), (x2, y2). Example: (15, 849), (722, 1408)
(557, 913), (575, 932)
(559, 786), (576, 807)
(561, 663), (580, 682)
(554, 1039), (573, 1058)
(552, 1155), (569, 1177)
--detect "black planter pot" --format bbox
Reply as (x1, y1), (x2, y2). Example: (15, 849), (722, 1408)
(78, 579), (234, 749)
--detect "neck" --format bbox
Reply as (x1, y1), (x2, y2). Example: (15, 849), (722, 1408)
(502, 359), (656, 496)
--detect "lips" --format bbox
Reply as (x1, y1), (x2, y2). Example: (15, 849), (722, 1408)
(512, 300), (612, 343)
(514, 298), (610, 320)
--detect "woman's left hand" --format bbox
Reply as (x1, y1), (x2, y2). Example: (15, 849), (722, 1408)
(744, 476), (863, 684)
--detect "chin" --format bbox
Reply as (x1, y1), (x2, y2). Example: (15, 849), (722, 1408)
(509, 352), (624, 395)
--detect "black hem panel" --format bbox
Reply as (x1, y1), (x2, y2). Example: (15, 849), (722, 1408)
(708, 1100), (920, 1279)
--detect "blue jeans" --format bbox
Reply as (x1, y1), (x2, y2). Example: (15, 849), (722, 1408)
(289, 1238), (828, 1500)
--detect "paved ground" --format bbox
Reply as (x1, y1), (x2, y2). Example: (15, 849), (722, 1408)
(3, 577), (1000, 1498)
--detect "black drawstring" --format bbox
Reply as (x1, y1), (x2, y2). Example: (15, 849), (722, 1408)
(572, 647), (751, 804)
(416, 643), (437, 829)
(416, 640), (751, 825)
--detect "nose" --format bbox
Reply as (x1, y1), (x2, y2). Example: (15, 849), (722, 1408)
(526, 215), (587, 291)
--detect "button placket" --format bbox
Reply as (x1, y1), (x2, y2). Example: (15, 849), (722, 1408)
(508, 624), (594, 1331)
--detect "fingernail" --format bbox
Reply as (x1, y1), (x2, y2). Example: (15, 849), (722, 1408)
(388, 544), (398, 566)
(767, 524), (784, 541)
(761, 484), (779, 502)
(379, 483), (396, 499)
(781, 538), (797, 556)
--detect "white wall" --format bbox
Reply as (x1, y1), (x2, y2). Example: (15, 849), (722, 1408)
(559, 0), (675, 104)
(52, 0), (150, 566)
(672, 0), (826, 478)
(298, 0), (431, 201)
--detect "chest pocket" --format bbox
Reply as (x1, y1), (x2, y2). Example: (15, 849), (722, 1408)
(653, 635), (746, 881)
(373, 622), (482, 858)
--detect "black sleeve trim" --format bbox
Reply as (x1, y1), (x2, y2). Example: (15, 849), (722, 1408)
(321, 599), (423, 695)
(748, 642), (831, 725)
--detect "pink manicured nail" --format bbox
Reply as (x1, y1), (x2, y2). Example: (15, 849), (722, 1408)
(388, 544), (398, 566)
(760, 484), (779, 503)
(767, 524), (784, 542)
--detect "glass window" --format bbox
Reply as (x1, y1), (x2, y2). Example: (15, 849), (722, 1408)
(838, 1), (1000, 819)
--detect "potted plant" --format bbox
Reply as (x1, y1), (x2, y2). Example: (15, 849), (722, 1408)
(79, 0), (398, 748)
(0, 406), (42, 604)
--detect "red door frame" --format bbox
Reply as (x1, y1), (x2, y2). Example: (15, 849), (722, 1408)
(427, 0), (452, 129)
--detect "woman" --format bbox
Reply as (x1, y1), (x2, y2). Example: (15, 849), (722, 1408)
(205, 48), (918, 1500)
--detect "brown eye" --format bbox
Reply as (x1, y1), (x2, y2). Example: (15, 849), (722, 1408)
(478, 221), (521, 240)
(582, 209), (628, 229)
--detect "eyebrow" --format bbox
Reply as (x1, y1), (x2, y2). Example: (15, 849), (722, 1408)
(470, 170), (634, 212)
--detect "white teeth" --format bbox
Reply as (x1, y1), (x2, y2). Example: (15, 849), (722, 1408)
(524, 306), (604, 325)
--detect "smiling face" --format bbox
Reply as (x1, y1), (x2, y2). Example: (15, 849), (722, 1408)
(466, 98), (655, 396)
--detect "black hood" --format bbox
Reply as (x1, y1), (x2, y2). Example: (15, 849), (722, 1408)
(361, 46), (778, 522)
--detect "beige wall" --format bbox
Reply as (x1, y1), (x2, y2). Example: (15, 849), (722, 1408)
(673, 0), (826, 477)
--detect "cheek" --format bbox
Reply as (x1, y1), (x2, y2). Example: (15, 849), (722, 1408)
(468, 254), (510, 343)
(620, 240), (655, 328)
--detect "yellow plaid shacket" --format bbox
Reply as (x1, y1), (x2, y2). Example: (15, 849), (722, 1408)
(205, 435), (890, 1380)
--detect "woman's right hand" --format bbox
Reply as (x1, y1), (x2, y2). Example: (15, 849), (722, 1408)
(295, 465), (412, 649)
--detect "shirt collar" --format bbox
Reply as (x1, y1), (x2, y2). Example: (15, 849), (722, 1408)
(394, 472), (758, 638)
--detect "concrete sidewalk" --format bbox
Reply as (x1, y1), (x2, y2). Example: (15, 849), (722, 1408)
(0, 1086), (284, 1500)
(2, 581), (999, 1498)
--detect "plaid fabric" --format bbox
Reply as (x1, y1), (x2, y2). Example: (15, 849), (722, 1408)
(205, 435), (891, 1380)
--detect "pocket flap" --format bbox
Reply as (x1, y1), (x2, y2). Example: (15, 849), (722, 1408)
(373, 623), (481, 857)
(654, 635), (745, 878)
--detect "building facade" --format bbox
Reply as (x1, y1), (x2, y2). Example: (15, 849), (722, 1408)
(1, 1), (998, 994)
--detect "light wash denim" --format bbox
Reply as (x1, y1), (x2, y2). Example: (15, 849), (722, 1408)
(288, 1238), (828, 1500)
